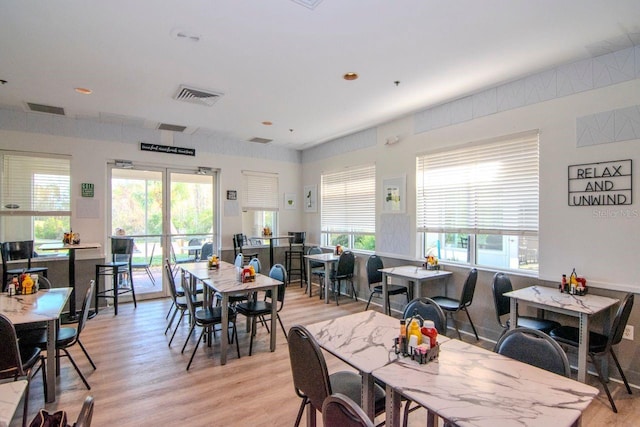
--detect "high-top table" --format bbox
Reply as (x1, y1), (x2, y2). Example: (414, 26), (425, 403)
(505, 285), (620, 382)
(251, 235), (291, 268)
(0, 288), (71, 403)
(39, 242), (101, 323)
(0, 380), (27, 427)
(375, 338), (598, 427)
(378, 266), (452, 314)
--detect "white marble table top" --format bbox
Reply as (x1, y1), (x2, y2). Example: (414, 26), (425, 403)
(0, 380), (27, 427)
(379, 265), (452, 281)
(39, 242), (101, 251)
(180, 261), (236, 281)
(504, 285), (619, 315)
(204, 271), (282, 295)
(306, 310), (449, 374)
(0, 288), (71, 324)
(374, 338), (598, 427)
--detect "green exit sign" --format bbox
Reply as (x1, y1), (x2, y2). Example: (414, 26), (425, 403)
(81, 183), (94, 198)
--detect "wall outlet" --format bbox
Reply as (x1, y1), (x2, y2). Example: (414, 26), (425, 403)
(623, 325), (634, 341)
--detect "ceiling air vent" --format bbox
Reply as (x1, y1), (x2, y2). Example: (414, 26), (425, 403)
(173, 85), (223, 107)
(27, 102), (65, 115)
(158, 123), (187, 132)
(249, 137), (272, 144)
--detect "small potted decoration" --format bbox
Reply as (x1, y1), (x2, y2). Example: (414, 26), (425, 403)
(425, 255), (439, 270)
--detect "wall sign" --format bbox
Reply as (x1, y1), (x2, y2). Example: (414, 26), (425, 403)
(568, 159), (632, 206)
(140, 142), (196, 156)
(226, 190), (237, 200)
(81, 183), (94, 198)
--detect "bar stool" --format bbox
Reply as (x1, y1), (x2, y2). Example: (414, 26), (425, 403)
(94, 237), (137, 315)
(284, 232), (306, 286)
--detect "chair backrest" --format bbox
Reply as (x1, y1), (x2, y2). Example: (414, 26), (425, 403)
(608, 293), (634, 348)
(336, 251), (355, 277)
(187, 238), (201, 256)
(234, 253), (244, 268)
(491, 272), (513, 328)
(1, 240), (36, 268)
(0, 313), (24, 378)
(249, 257), (262, 274)
(322, 393), (374, 427)
(288, 231), (306, 248)
(74, 395), (95, 427)
(77, 281), (96, 337)
(233, 233), (245, 255)
(266, 264), (287, 305)
(458, 268), (478, 308)
(111, 237), (134, 265)
(366, 255), (383, 288)
(403, 297), (447, 333)
(288, 325), (332, 411)
(181, 276), (197, 319)
(495, 328), (570, 377)
(308, 246), (323, 268)
(163, 259), (180, 302)
(200, 242), (214, 260)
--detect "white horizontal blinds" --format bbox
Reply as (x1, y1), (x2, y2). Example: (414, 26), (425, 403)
(0, 153), (71, 215)
(321, 164), (375, 233)
(242, 171), (279, 210)
(417, 132), (539, 235)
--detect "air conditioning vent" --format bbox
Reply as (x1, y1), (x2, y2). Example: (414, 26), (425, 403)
(249, 137), (272, 144)
(158, 123), (187, 132)
(290, 0), (323, 10)
(27, 102), (65, 115)
(173, 85), (223, 107)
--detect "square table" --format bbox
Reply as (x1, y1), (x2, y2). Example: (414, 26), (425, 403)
(306, 310), (450, 422)
(504, 285), (619, 382)
(0, 380), (28, 427)
(374, 338), (599, 427)
(0, 288), (72, 403)
(304, 252), (340, 304)
(378, 266), (452, 314)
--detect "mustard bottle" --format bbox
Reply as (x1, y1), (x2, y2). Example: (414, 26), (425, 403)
(408, 319), (422, 346)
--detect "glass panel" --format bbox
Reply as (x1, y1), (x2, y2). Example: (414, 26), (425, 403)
(424, 232), (470, 263)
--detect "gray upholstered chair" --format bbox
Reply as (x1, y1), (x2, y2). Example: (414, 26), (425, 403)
(322, 393), (374, 427)
(432, 268), (479, 340)
(365, 254), (409, 315)
(495, 328), (570, 377)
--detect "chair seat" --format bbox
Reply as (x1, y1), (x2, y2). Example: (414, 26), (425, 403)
(96, 261), (129, 268)
(194, 306), (225, 324)
(18, 345), (42, 370)
(550, 326), (608, 353)
(329, 371), (386, 414)
(508, 316), (561, 334)
(373, 284), (408, 296)
(431, 296), (460, 311)
(236, 300), (273, 317)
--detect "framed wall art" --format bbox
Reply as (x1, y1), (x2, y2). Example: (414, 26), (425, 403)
(382, 175), (406, 213)
(304, 184), (317, 213)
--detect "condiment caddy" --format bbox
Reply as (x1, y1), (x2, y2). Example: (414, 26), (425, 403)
(560, 268), (588, 296)
(6, 272), (38, 296)
(393, 313), (440, 364)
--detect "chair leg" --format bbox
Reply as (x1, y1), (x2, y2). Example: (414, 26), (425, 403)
(294, 397), (309, 427)
(145, 267), (156, 285)
(365, 291), (375, 311)
(180, 322), (197, 353)
(39, 357), (48, 403)
(590, 353), (617, 413)
(165, 306), (179, 334)
(129, 270), (137, 308)
(21, 376), (31, 427)
(277, 314), (288, 342)
(610, 348), (632, 395)
(463, 307), (479, 340)
(249, 316), (257, 356)
(169, 310), (186, 347)
(77, 339), (96, 370)
(449, 312), (462, 340)
(186, 327), (205, 371)
(62, 348), (91, 390)
(165, 301), (175, 320)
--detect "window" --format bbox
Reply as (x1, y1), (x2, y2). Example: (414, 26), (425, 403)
(416, 132), (539, 272)
(0, 152), (71, 246)
(321, 164), (375, 251)
(241, 171), (279, 237)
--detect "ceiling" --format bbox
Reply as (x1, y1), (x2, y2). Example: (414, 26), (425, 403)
(1, 1), (639, 150)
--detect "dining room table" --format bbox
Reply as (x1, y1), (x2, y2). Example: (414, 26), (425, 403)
(0, 288), (71, 403)
(504, 285), (620, 383)
(38, 242), (101, 323)
(374, 337), (599, 427)
(180, 261), (282, 365)
(304, 252), (340, 303)
(0, 380), (27, 427)
(378, 265), (452, 314)
(305, 310), (450, 422)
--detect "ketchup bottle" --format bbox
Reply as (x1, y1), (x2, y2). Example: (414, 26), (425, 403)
(421, 320), (438, 349)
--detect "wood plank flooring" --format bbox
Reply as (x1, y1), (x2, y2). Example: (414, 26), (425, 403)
(9, 283), (639, 426)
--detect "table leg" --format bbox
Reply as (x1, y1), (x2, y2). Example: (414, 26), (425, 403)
(384, 385), (402, 427)
(324, 262), (331, 304)
(45, 318), (56, 402)
(362, 373), (375, 421)
(381, 273), (389, 315)
(60, 249), (79, 323)
(221, 294), (229, 365)
(509, 299), (517, 330)
(306, 258), (312, 297)
(270, 284), (277, 352)
(577, 313), (589, 382)
(269, 239), (274, 269)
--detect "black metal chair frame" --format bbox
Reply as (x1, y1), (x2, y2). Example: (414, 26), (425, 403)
(285, 232), (306, 286)
(163, 260), (203, 347)
(322, 393), (375, 427)
(328, 251), (356, 306)
(233, 233), (259, 263)
(495, 328), (571, 377)
(306, 246), (324, 298)
(94, 237), (137, 315)
(1, 240), (48, 292)
(364, 255), (409, 315)
(131, 242), (156, 285)
(432, 268), (479, 340)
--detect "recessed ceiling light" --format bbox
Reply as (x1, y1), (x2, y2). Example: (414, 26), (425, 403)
(343, 72), (359, 81)
(262, 121), (273, 126)
(74, 87), (92, 95)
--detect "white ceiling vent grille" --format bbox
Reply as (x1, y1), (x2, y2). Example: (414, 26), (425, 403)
(173, 85), (223, 107)
(158, 123), (187, 132)
(249, 137), (272, 144)
(27, 102), (65, 115)
(290, 0), (323, 10)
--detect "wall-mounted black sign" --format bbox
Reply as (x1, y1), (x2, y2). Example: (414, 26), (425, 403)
(140, 142), (195, 156)
(226, 190), (237, 200)
(568, 159), (632, 206)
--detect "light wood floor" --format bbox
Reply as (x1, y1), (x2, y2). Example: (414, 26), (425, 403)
(10, 283), (639, 426)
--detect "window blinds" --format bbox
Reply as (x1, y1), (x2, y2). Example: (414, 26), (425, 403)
(0, 153), (71, 215)
(321, 164), (375, 233)
(242, 171), (279, 210)
(416, 132), (539, 235)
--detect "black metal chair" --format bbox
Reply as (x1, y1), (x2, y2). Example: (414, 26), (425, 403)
(131, 242), (156, 285)
(328, 251), (356, 306)
(94, 237), (136, 315)
(306, 246), (324, 298)
(492, 272), (560, 339)
(550, 293), (634, 413)
(287, 325), (385, 427)
(0, 313), (47, 427)
(322, 393), (375, 427)
(235, 264), (288, 356)
(163, 260), (203, 347)
(285, 232), (306, 286)
(432, 268), (479, 340)
(200, 242), (214, 260)
(1, 240), (48, 292)
(364, 255), (409, 315)
(232, 233), (259, 263)
(495, 328), (570, 377)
